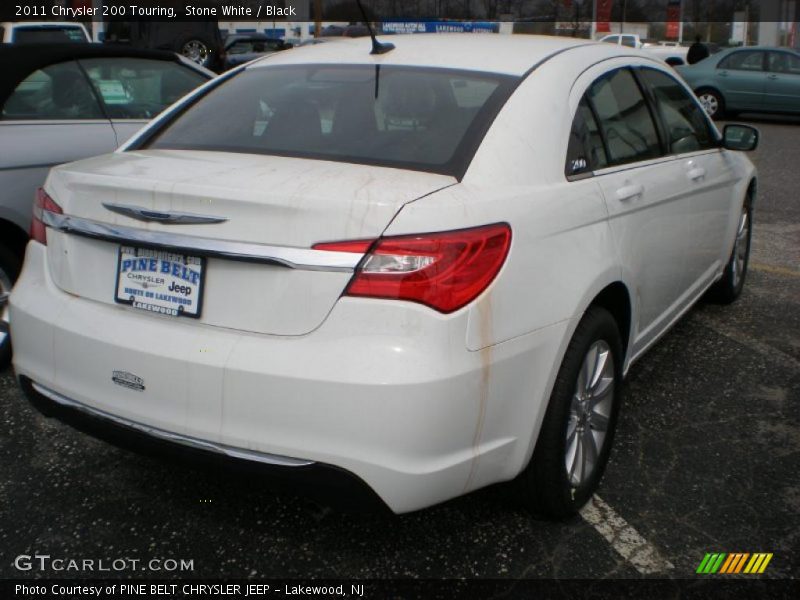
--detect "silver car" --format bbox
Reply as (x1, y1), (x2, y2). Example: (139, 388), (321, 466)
(0, 44), (213, 364)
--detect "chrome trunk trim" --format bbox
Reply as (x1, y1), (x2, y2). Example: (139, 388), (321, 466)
(42, 211), (362, 272)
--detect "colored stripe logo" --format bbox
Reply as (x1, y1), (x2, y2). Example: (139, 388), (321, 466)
(697, 553), (773, 574)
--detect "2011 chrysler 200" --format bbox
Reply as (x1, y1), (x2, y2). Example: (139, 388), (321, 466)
(10, 35), (758, 516)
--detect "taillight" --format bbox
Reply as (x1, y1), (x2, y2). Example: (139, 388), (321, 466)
(31, 188), (63, 245)
(314, 223), (511, 313)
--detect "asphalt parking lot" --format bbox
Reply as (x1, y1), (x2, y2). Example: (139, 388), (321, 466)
(1, 116), (798, 583)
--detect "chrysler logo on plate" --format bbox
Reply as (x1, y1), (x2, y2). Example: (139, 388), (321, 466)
(112, 370), (145, 392)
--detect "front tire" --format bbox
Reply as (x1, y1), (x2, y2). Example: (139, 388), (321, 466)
(707, 199), (752, 304)
(518, 307), (623, 519)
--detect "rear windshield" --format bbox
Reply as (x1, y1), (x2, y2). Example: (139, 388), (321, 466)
(143, 64), (518, 177)
(14, 26), (88, 43)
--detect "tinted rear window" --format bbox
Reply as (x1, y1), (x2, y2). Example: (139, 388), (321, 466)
(14, 26), (87, 43)
(143, 65), (517, 177)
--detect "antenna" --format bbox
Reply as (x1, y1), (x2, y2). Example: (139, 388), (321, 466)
(355, 0), (395, 55)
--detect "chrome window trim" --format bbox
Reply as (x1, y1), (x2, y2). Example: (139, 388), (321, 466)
(567, 148), (722, 182)
(590, 148), (722, 179)
(42, 211), (362, 273)
(31, 382), (315, 468)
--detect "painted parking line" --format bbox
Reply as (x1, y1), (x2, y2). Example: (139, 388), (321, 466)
(580, 495), (674, 575)
(692, 312), (800, 372)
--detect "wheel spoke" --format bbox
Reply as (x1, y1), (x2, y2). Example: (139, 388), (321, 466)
(583, 427), (598, 468)
(589, 375), (614, 403)
(568, 434), (582, 484)
(588, 348), (609, 390)
(737, 212), (748, 237)
(566, 417), (578, 444)
(578, 432), (589, 482)
(590, 411), (610, 432)
(580, 346), (598, 394)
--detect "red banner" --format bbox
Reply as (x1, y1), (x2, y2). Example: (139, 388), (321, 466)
(666, 0), (682, 40)
(596, 0), (613, 34)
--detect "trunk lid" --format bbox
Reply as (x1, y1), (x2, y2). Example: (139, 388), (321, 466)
(45, 150), (455, 336)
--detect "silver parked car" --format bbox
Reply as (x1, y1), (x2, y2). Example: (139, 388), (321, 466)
(0, 44), (213, 365)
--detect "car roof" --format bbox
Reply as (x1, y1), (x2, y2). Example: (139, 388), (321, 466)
(248, 34), (605, 76)
(0, 43), (204, 109)
(1, 21), (87, 28)
(718, 45), (798, 53)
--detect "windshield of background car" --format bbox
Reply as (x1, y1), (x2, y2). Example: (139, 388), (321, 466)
(143, 65), (518, 177)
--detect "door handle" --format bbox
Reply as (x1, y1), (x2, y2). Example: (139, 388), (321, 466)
(719, 71), (729, 77)
(616, 184), (644, 201)
(687, 167), (707, 181)
(768, 74), (779, 80)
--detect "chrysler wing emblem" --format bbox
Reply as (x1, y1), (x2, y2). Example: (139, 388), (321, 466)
(103, 203), (228, 225)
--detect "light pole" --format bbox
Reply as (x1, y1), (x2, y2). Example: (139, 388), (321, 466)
(620, 0), (627, 34)
(92, 0), (104, 42)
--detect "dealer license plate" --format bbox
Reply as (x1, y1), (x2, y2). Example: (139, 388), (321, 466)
(115, 246), (205, 318)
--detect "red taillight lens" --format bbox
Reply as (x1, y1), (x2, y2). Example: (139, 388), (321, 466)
(30, 188), (63, 245)
(314, 223), (511, 313)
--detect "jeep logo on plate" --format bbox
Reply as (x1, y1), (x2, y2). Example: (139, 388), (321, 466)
(112, 370), (145, 392)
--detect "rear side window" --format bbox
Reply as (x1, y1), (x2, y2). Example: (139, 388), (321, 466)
(719, 51), (765, 71)
(1, 61), (104, 120)
(638, 68), (716, 154)
(80, 57), (208, 119)
(144, 65), (517, 177)
(565, 97), (608, 176)
(768, 52), (800, 74)
(586, 69), (661, 167)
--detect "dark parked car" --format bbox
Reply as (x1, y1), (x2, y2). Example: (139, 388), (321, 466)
(104, 21), (225, 72)
(223, 33), (292, 70)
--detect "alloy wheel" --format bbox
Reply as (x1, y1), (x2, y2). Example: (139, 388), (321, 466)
(699, 92), (719, 117)
(565, 340), (615, 488)
(181, 40), (210, 66)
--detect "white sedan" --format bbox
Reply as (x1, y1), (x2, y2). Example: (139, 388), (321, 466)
(9, 35), (758, 516)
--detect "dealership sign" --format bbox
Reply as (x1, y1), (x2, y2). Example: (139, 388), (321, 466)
(382, 21), (500, 34)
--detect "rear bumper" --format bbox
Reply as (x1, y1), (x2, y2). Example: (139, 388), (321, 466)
(11, 242), (570, 513)
(19, 376), (389, 512)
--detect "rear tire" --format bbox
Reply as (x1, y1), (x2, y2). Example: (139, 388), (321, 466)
(0, 244), (21, 370)
(706, 199), (752, 304)
(517, 307), (623, 519)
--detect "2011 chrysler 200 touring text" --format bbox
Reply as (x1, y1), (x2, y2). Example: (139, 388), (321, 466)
(10, 35), (758, 516)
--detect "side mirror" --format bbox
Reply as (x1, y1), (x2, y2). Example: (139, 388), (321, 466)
(722, 124), (759, 151)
